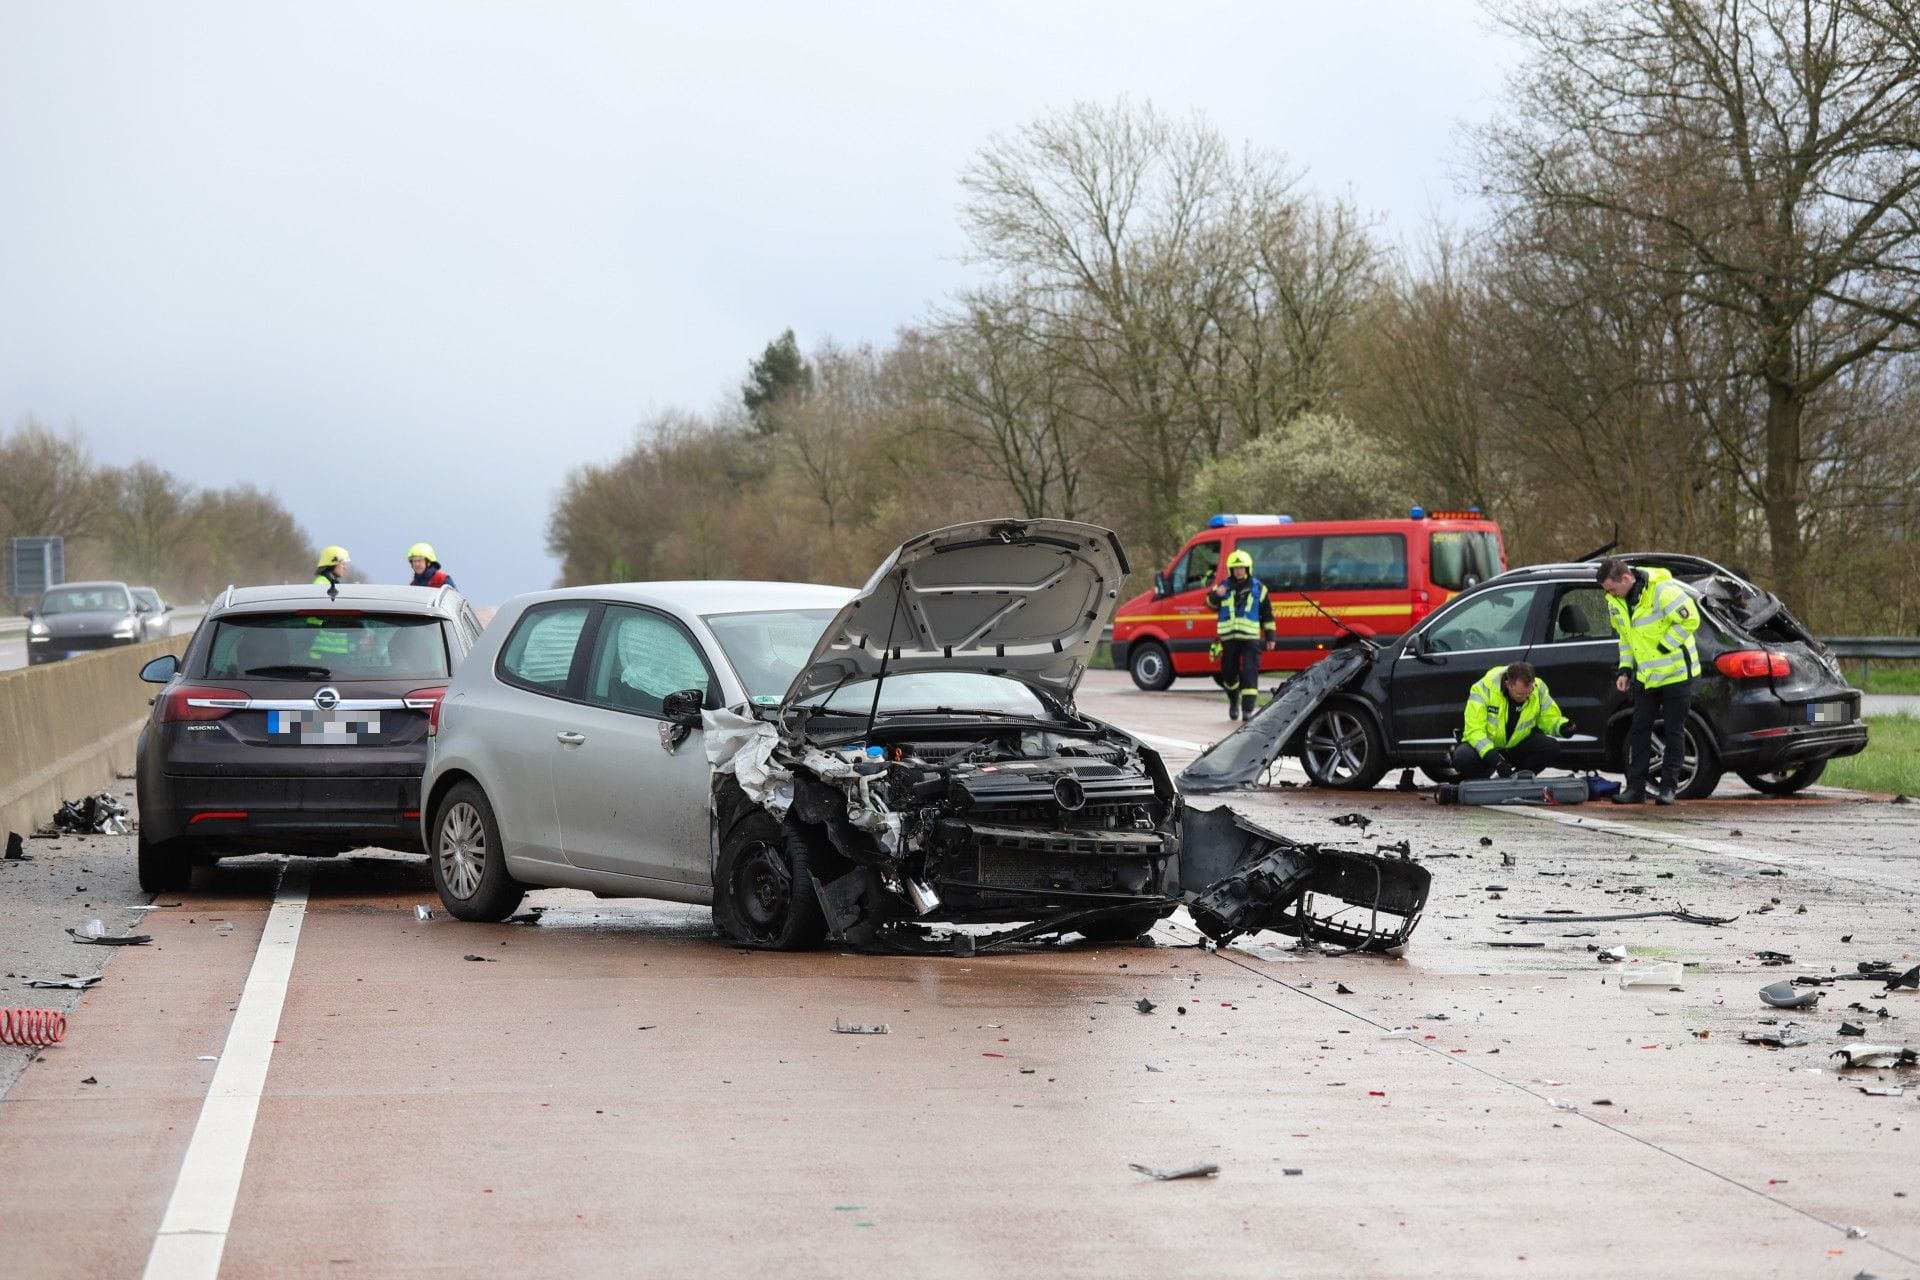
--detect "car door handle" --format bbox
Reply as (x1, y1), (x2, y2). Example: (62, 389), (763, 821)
(556, 731), (586, 745)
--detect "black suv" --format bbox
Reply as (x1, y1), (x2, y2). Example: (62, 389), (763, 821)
(1185, 554), (1866, 799)
(134, 583), (483, 891)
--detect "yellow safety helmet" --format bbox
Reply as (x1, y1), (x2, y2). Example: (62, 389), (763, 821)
(1227, 549), (1254, 572)
(317, 545), (351, 568)
(406, 542), (437, 562)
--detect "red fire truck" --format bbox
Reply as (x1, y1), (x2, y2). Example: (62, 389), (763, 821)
(1111, 510), (1507, 690)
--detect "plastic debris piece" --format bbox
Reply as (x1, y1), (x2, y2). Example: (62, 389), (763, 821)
(1858, 1085), (1904, 1097)
(1135, 998), (1156, 1014)
(834, 1020), (889, 1034)
(1752, 950), (1793, 966)
(24, 975), (100, 989)
(414, 905), (434, 921)
(1129, 1162), (1220, 1181)
(1846, 1226), (1869, 1240)
(1760, 981), (1822, 1009)
(1549, 1099), (1578, 1112)
(1597, 946), (1629, 963)
(1839, 1022), (1866, 1037)
(1885, 965), (1919, 991)
(1618, 962), (1684, 989)
(1329, 813), (1372, 832)
(66, 928), (150, 946)
(1489, 941), (1546, 948)
(1282, 1167), (1304, 1176)
(462, 954), (495, 962)
(1335, 983), (1353, 995)
(81, 918), (105, 938)
(4, 832), (29, 861)
(1830, 1045), (1916, 1069)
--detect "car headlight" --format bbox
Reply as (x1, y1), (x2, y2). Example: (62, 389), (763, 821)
(28, 621), (49, 638)
(113, 621), (139, 638)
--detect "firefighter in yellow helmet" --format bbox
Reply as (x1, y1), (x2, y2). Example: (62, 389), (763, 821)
(406, 542), (455, 589)
(1206, 549), (1276, 720)
(313, 546), (350, 589)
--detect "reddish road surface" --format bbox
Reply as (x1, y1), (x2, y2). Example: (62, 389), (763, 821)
(1, 670), (1914, 1277)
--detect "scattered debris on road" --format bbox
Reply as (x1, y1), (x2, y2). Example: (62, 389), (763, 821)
(24, 974), (100, 989)
(1129, 1162), (1220, 1181)
(1742, 1026), (1811, 1048)
(66, 926), (151, 946)
(1134, 998), (1156, 1014)
(4, 832), (29, 861)
(1760, 981), (1822, 1009)
(1617, 962), (1684, 989)
(1498, 909), (1737, 926)
(414, 905), (435, 922)
(48, 793), (130, 836)
(833, 1020), (889, 1034)
(462, 954), (495, 962)
(0, 1008), (68, 1046)
(1830, 1045), (1916, 1069)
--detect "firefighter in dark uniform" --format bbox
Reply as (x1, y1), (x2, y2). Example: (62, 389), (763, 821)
(1207, 549), (1275, 720)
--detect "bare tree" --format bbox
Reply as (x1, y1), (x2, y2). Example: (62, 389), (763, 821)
(1482, 0), (1920, 600)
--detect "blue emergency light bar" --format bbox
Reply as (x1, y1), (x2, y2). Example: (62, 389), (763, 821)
(1207, 513), (1292, 527)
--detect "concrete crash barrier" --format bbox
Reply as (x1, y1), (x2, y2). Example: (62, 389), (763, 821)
(0, 634), (190, 840)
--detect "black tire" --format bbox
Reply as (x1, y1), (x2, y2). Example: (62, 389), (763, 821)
(1127, 641), (1175, 692)
(1076, 908), (1170, 942)
(1738, 760), (1827, 796)
(712, 806), (826, 951)
(429, 781), (525, 922)
(1299, 703), (1390, 790)
(138, 831), (193, 894)
(1654, 719), (1722, 799)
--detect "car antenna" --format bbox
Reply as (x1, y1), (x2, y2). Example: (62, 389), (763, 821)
(1296, 589), (1377, 654)
(327, 580), (339, 601)
(1576, 524), (1620, 562)
(864, 571), (908, 743)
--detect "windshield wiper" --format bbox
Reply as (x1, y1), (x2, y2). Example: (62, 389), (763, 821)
(245, 664), (333, 679)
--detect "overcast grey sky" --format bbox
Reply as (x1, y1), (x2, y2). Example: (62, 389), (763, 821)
(0, 2), (1515, 604)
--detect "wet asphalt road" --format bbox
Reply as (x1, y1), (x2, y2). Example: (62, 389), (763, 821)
(0, 670), (1915, 1277)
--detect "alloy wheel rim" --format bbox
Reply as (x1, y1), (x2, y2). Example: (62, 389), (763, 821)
(1305, 710), (1368, 782)
(438, 801), (485, 899)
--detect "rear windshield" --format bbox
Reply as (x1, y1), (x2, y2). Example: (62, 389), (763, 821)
(1428, 530), (1503, 591)
(206, 612), (449, 681)
(40, 586), (131, 614)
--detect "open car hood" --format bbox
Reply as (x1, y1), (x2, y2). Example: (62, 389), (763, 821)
(1176, 646), (1372, 793)
(781, 518), (1130, 708)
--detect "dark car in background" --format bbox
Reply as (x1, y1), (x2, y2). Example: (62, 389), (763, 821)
(1185, 554), (1866, 799)
(134, 583), (483, 891)
(130, 587), (174, 641)
(26, 580), (147, 664)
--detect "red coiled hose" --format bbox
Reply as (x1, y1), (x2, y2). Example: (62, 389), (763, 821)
(0, 1008), (67, 1046)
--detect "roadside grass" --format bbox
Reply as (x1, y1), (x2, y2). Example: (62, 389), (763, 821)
(1850, 660), (1920, 695)
(1089, 641), (1114, 671)
(1824, 713), (1920, 796)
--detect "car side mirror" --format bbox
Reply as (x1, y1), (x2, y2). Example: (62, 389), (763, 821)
(661, 688), (705, 727)
(23, 608), (36, 621)
(140, 654), (178, 684)
(136, 601), (153, 613)
(1152, 570), (1170, 599)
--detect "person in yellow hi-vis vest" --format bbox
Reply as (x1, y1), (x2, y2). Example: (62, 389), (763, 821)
(1447, 661), (1575, 780)
(1206, 549), (1275, 720)
(1599, 556), (1701, 805)
(309, 545), (352, 663)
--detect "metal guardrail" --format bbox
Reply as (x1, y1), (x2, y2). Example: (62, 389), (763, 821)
(1823, 636), (1920, 684)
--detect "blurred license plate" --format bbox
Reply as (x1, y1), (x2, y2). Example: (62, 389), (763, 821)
(268, 710), (382, 742)
(1809, 702), (1850, 724)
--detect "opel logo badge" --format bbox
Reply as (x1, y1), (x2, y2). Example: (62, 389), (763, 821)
(314, 687), (341, 710)
(1053, 775), (1086, 811)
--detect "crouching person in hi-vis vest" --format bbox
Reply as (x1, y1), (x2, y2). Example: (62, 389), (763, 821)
(1448, 661), (1574, 780)
(1207, 549), (1276, 720)
(1598, 556), (1701, 805)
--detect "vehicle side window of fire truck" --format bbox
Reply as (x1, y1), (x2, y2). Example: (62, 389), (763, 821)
(1430, 530), (1502, 590)
(1237, 537), (1311, 591)
(1319, 534), (1407, 590)
(1170, 541), (1220, 593)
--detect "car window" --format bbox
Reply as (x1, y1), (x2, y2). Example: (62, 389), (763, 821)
(583, 606), (715, 717)
(498, 603), (591, 694)
(39, 586), (131, 614)
(1236, 536), (1311, 591)
(132, 588), (163, 610)
(1548, 586), (1614, 642)
(1422, 586), (1538, 653)
(1319, 534), (1407, 590)
(1169, 541), (1220, 593)
(206, 612), (450, 680)
(704, 608), (837, 705)
(804, 671), (1052, 718)
(1429, 531), (1503, 590)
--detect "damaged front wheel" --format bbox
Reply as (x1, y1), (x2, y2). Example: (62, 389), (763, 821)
(713, 809), (826, 951)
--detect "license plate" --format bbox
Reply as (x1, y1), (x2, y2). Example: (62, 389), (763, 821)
(268, 709), (382, 742)
(1809, 702), (1850, 724)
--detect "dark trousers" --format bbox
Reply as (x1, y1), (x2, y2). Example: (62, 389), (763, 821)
(1627, 678), (1694, 791)
(1218, 638), (1262, 715)
(1448, 734), (1560, 780)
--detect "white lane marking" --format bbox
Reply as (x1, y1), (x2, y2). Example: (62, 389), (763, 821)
(144, 860), (312, 1280)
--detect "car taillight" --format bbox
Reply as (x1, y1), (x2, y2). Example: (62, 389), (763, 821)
(407, 686), (448, 735)
(1715, 650), (1791, 679)
(161, 686), (250, 722)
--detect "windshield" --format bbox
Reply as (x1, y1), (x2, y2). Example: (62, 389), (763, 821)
(702, 608), (838, 704)
(206, 612), (450, 681)
(40, 586), (131, 615)
(801, 671), (1055, 719)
